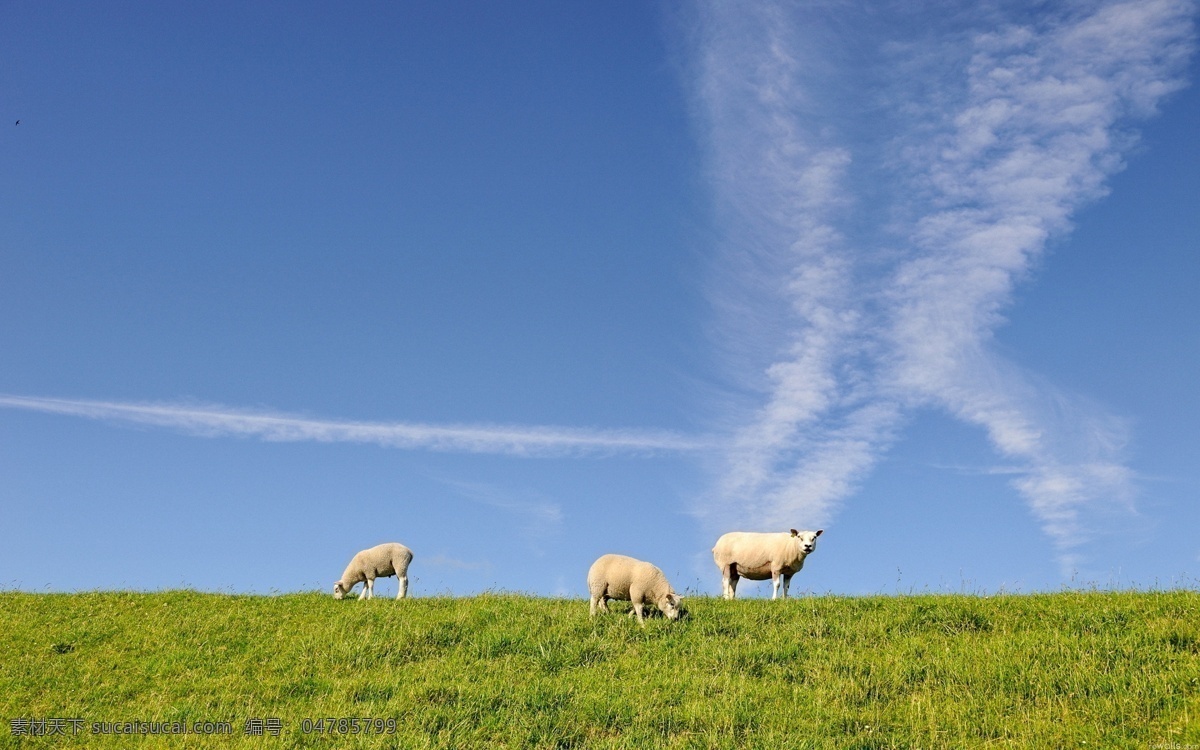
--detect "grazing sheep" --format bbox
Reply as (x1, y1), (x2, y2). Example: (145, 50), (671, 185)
(712, 529), (823, 600)
(587, 553), (683, 624)
(333, 542), (413, 600)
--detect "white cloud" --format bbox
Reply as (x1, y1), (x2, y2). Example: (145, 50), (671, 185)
(689, 0), (1195, 560)
(0, 394), (709, 457)
(435, 478), (564, 556)
(690, 1), (876, 532)
(436, 477), (564, 528)
(422, 554), (491, 572)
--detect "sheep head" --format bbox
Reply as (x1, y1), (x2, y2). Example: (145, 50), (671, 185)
(789, 528), (824, 555)
(660, 593), (684, 621)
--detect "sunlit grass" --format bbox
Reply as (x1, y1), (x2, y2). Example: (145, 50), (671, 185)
(1, 590), (1197, 747)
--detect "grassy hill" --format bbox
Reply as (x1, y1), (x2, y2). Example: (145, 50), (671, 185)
(2, 590), (1198, 748)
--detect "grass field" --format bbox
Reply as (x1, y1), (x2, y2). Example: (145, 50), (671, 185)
(1, 590), (1198, 748)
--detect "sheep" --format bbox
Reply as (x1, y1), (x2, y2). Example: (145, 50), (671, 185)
(586, 553), (683, 624)
(333, 542), (413, 600)
(712, 529), (823, 600)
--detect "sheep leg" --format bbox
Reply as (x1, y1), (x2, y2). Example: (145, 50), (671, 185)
(632, 601), (646, 625)
(781, 573), (793, 599)
(397, 575), (408, 600)
(771, 571), (782, 600)
(360, 578), (373, 600)
(590, 590), (611, 616)
(722, 563), (740, 600)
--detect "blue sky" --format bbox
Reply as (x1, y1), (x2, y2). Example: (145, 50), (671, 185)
(2, 0), (1197, 598)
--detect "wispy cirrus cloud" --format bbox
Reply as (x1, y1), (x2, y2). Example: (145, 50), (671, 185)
(689, 0), (1195, 563)
(690, 0), (889, 530)
(0, 394), (710, 457)
(422, 554), (492, 572)
(435, 478), (564, 554)
(436, 477), (563, 527)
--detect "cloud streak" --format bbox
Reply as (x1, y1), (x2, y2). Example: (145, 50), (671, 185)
(0, 394), (710, 457)
(436, 478), (564, 554)
(690, 0), (1195, 559)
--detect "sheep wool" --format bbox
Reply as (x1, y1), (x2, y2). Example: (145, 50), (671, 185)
(333, 542), (413, 600)
(712, 529), (823, 600)
(586, 553), (682, 624)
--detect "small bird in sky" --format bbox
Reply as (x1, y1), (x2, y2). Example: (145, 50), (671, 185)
(14, 120), (19, 126)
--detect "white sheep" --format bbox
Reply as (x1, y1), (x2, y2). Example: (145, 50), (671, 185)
(712, 529), (823, 600)
(586, 553), (683, 624)
(333, 542), (413, 600)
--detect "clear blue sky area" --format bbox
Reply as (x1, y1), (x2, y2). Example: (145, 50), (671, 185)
(2, 1), (1197, 597)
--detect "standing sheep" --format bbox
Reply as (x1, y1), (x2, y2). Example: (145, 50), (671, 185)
(587, 553), (683, 624)
(333, 542), (413, 600)
(712, 529), (823, 600)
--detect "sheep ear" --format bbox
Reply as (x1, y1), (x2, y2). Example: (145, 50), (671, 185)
(815, 529), (824, 537)
(790, 529), (799, 537)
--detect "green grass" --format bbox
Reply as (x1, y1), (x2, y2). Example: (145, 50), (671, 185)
(2, 590), (1198, 748)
